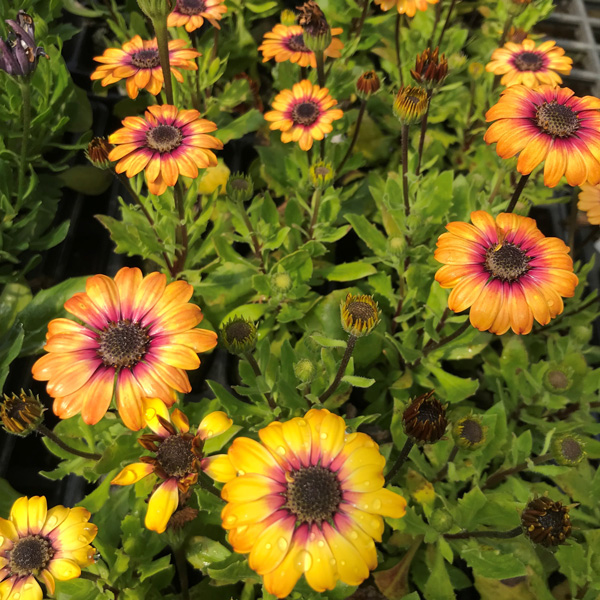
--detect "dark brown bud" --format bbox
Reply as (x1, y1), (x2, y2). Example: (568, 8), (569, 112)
(410, 47), (448, 89)
(296, 1), (331, 51)
(356, 71), (381, 99)
(506, 26), (528, 43)
(86, 137), (113, 169)
(403, 390), (448, 444)
(521, 497), (572, 547)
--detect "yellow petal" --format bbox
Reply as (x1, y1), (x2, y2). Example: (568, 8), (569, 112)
(322, 523), (369, 586)
(201, 454), (237, 483)
(48, 557), (81, 581)
(171, 408), (190, 433)
(304, 524), (338, 592)
(248, 514), (296, 575)
(344, 488), (407, 519)
(145, 479), (179, 534)
(307, 410), (346, 467)
(54, 521), (97, 551)
(142, 397), (171, 436)
(15, 576), (43, 600)
(111, 463), (155, 486)
(38, 570), (55, 595)
(221, 474), (285, 503)
(333, 513), (377, 570)
(197, 411), (232, 440)
(221, 495), (286, 530)
(0, 517), (18, 542)
(340, 464), (385, 493)
(339, 505), (384, 541)
(26, 496), (48, 535)
(227, 437), (285, 481)
(10, 497), (30, 536)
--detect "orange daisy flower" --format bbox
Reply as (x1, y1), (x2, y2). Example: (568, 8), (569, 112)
(108, 105), (223, 196)
(167, 0), (227, 31)
(0, 496), (97, 600)
(32, 267), (218, 431)
(258, 24), (344, 68)
(91, 35), (200, 99)
(578, 184), (600, 225)
(434, 211), (578, 335)
(221, 409), (406, 598)
(374, 0), (438, 17)
(485, 39), (572, 88)
(264, 80), (343, 151)
(112, 398), (235, 533)
(484, 85), (600, 188)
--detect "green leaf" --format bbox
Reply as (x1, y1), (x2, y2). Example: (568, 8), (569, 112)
(55, 577), (104, 600)
(320, 262), (377, 282)
(341, 375), (376, 388)
(461, 547), (526, 580)
(186, 536), (231, 571)
(215, 110), (264, 145)
(0, 283), (32, 336)
(245, 1), (278, 12)
(0, 323), (24, 391)
(454, 487), (487, 529)
(139, 555), (173, 582)
(0, 478), (20, 518)
(345, 213), (388, 255)
(59, 166), (113, 195)
(311, 334), (347, 348)
(424, 545), (456, 600)
(426, 365), (479, 403)
(373, 537), (422, 600)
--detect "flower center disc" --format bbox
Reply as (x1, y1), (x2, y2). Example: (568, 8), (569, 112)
(561, 438), (582, 462)
(537, 510), (568, 542)
(156, 435), (196, 478)
(292, 101), (320, 126)
(514, 51), (543, 71)
(286, 34), (309, 52)
(286, 465), (341, 524)
(177, 0), (207, 15)
(98, 320), (149, 369)
(485, 242), (529, 282)
(230, 178), (249, 191)
(9, 535), (53, 576)
(225, 321), (253, 344)
(346, 300), (376, 323)
(131, 49), (161, 69)
(146, 125), (183, 153)
(535, 101), (579, 138)
(460, 419), (483, 444)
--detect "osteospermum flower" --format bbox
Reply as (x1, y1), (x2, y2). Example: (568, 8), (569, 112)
(484, 85), (600, 188)
(112, 398), (235, 533)
(167, 0), (227, 31)
(91, 35), (200, 99)
(258, 24), (343, 68)
(264, 80), (343, 151)
(108, 105), (223, 196)
(578, 183), (600, 224)
(434, 211), (578, 335)
(0, 496), (97, 600)
(374, 0), (438, 17)
(32, 267), (217, 431)
(221, 409), (407, 598)
(485, 39), (572, 88)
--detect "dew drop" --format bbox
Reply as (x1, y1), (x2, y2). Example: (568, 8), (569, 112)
(236, 525), (248, 534)
(207, 430), (214, 437)
(276, 446), (286, 456)
(46, 516), (58, 529)
(78, 535), (89, 543)
(297, 419), (307, 427)
(317, 540), (325, 548)
(295, 549), (312, 572)
(320, 432), (328, 440)
(237, 470), (245, 476)
(225, 515), (237, 525)
(330, 558), (337, 566)
(13, 594), (20, 600)
(145, 408), (156, 420)
(371, 518), (380, 529)
(23, 584), (33, 591)
(277, 537), (289, 551)
(362, 504), (369, 510)
(372, 498), (382, 510)
(340, 560), (346, 566)
(350, 531), (358, 540)
(265, 543), (272, 550)
(0, 536), (3, 546)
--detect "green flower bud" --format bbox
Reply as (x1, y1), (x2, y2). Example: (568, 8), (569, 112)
(387, 236), (406, 256)
(294, 358), (315, 383)
(136, 0), (171, 20)
(309, 161), (334, 190)
(226, 172), (254, 203)
(551, 434), (586, 467)
(543, 364), (573, 394)
(452, 416), (487, 450)
(280, 9), (296, 25)
(297, 0), (331, 53)
(429, 508), (454, 533)
(1, 390), (44, 436)
(221, 317), (257, 355)
(271, 272), (293, 295)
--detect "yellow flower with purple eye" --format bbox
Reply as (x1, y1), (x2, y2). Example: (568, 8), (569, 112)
(434, 211), (578, 335)
(484, 85), (600, 188)
(220, 408), (407, 598)
(264, 80), (343, 152)
(91, 35), (200, 99)
(373, 0), (437, 17)
(32, 267), (218, 431)
(0, 496), (97, 600)
(167, 0), (227, 31)
(108, 105), (223, 196)
(112, 398), (236, 534)
(485, 39), (572, 89)
(258, 24), (344, 68)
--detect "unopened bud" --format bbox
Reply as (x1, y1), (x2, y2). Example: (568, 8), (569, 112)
(294, 358), (315, 383)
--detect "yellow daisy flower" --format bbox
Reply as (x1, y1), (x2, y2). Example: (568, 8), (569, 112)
(578, 183), (600, 225)
(112, 398), (235, 533)
(264, 80), (343, 151)
(0, 496), (97, 600)
(221, 408), (407, 598)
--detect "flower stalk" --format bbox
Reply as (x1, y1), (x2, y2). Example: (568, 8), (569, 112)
(17, 78), (31, 208)
(481, 453), (552, 490)
(337, 100), (367, 176)
(308, 188), (323, 239)
(506, 173), (530, 213)
(395, 13), (404, 86)
(173, 183), (189, 274)
(410, 320), (471, 369)
(152, 18), (174, 104)
(37, 424), (102, 461)
(319, 334), (357, 402)
(386, 437), (415, 483)
(401, 123), (410, 217)
(444, 526), (522, 540)
(415, 90), (433, 176)
(436, 0), (458, 48)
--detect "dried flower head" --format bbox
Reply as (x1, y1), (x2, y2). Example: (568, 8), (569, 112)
(86, 137), (113, 169)
(356, 70), (381, 99)
(0, 11), (48, 77)
(393, 85), (428, 124)
(296, 0), (331, 52)
(1, 390), (44, 436)
(341, 293), (380, 337)
(403, 390), (448, 444)
(507, 26), (529, 44)
(221, 316), (258, 355)
(309, 160), (334, 189)
(411, 47), (448, 89)
(521, 497), (572, 547)
(452, 416), (487, 450)
(551, 434), (586, 467)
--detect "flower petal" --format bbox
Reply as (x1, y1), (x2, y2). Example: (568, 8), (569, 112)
(145, 479), (179, 534)
(111, 463), (155, 486)
(197, 411), (232, 440)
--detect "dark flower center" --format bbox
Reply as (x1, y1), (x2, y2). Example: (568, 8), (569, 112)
(561, 438), (582, 462)
(230, 178), (249, 191)
(286, 465), (341, 524)
(98, 320), (149, 369)
(146, 125), (183, 153)
(346, 300), (376, 323)
(485, 242), (530, 282)
(131, 49), (161, 69)
(514, 51), (544, 71)
(9, 535), (54, 575)
(286, 33), (310, 52)
(522, 498), (571, 546)
(314, 166), (331, 177)
(225, 320), (253, 344)
(156, 435), (196, 478)
(459, 419), (483, 444)
(537, 510), (566, 538)
(535, 101), (580, 138)
(415, 400), (441, 423)
(177, 0), (207, 15)
(547, 370), (569, 390)
(292, 101), (320, 126)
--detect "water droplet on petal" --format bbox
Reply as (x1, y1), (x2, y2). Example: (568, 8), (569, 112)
(78, 535), (88, 543)
(371, 518), (380, 529)
(340, 560), (346, 566)
(145, 408), (156, 420)
(362, 503), (369, 510)
(207, 430), (214, 437)
(298, 419), (307, 427)
(350, 531), (358, 540)
(265, 543), (272, 550)
(295, 549), (312, 572)
(276, 446), (286, 456)
(317, 540), (325, 548)
(237, 470), (245, 476)
(277, 537), (289, 551)
(46, 516), (58, 529)
(320, 432), (328, 440)
(23, 584), (33, 591)
(225, 515), (237, 525)
(0, 536), (4, 546)
(372, 498), (382, 510)
(330, 558), (337, 566)
(13, 594), (20, 600)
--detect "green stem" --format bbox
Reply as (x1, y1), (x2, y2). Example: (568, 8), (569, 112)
(17, 79), (32, 208)
(481, 453), (551, 491)
(319, 335), (357, 402)
(336, 100), (366, 176)
(315, 49), (326, 88)
(173, 546), (190, 600)
(37, 424), (101, 461)
(173, 183), (189, 275)
(244, 352), (276, 410)
(395, 13), (404, 86)
(506, 173), (530, 213)
(436, 0), (458, 48)
(152, 18), (174, 104)
(410, 320), (470, 369)
(401, 123), (410, 217)
(237, 200), (264, 270)
(385, 437), (415, 483)
(355, 0), (371, 41)
(499, 16), (513, 46)
(444, 526), (522, 540)
(308, 188), (323, 239)
(415, 91), (432, 176)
